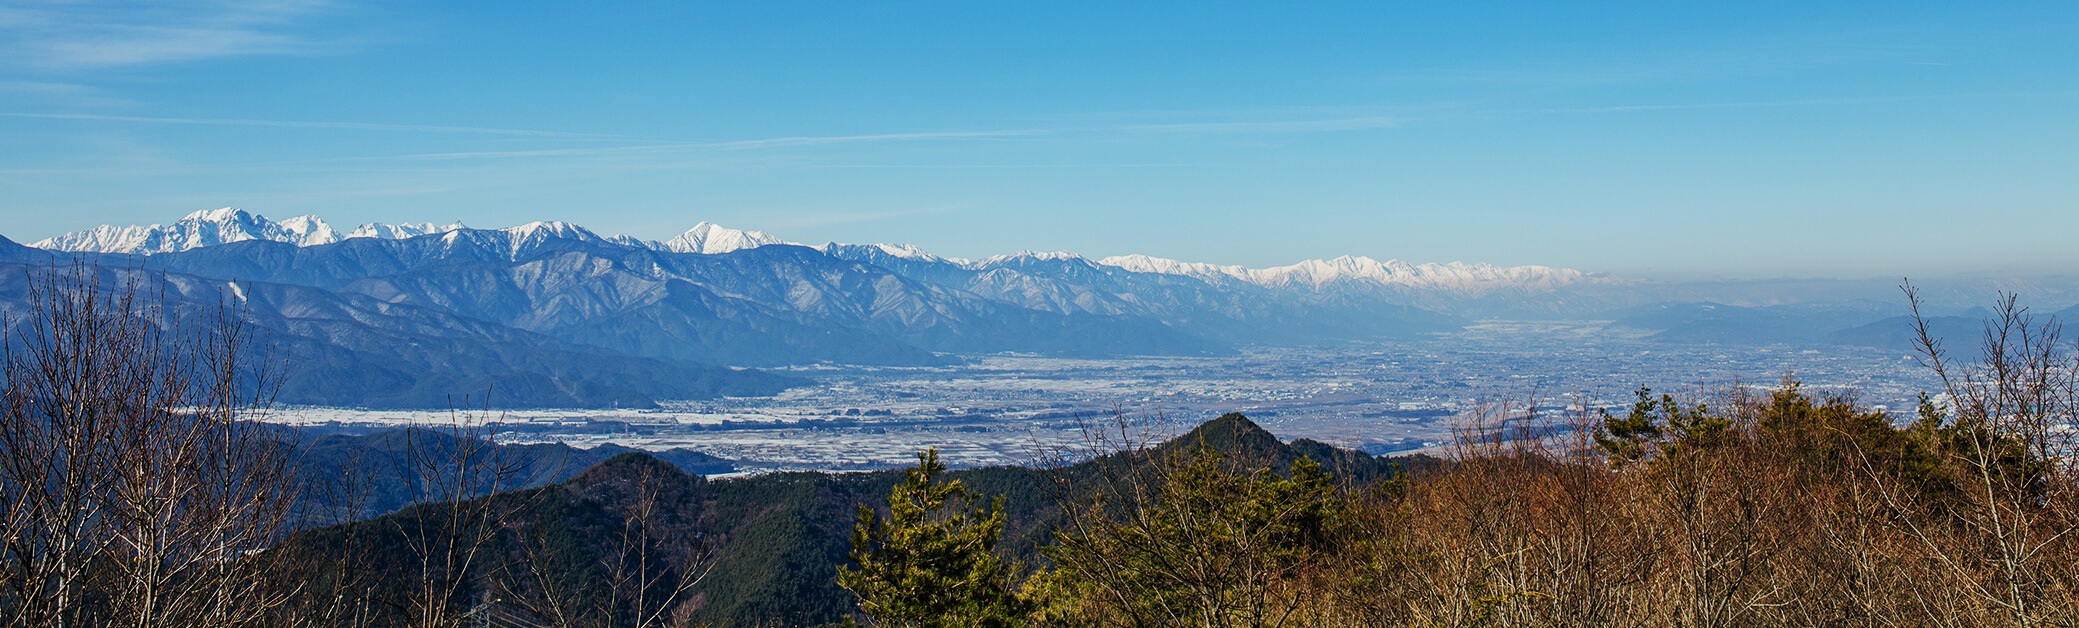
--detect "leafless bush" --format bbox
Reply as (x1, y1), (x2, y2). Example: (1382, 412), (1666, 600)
(0, 262), (296, 627)
(1896, 286), (2079, 625)
(387, 400), (542, 628)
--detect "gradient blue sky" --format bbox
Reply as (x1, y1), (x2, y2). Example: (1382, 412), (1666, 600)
(2, 1), (2075, 279)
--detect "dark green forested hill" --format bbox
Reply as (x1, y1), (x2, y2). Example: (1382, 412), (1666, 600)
(272, 414), (1435, 628)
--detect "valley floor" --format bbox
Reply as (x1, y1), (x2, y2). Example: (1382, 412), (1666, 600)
(270, 320), (1936, 472)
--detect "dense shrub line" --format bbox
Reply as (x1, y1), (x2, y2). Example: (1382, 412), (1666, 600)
(844, 293), (2079, 627)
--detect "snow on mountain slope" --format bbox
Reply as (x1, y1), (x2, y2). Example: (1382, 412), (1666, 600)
(33, 208), (469, 254)
(660, 222), (789, 254)
(972, 251), (1089, 268)
(344, 221), (466, 240)
(1099, 254), (1597, 293)
(34, 208), (316, 254)
(1098, 254), (1253, 280)
(814, 242), (964, 264)
(824, 242), (1602, 298)
(416, 220), (619, 261)
(36, 208), (784, 256)
(276, 214), (340, 245)
(31, 209), (1602, 297)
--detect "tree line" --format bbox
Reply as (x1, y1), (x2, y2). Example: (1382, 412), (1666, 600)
(844, 288), (2079, 627)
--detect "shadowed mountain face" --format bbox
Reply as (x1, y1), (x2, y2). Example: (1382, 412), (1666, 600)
(138, 234), (1234, 366)
(820, 245), (1467, 344)
(0, 237), (801, 409)
(276, 414), (1436, 628)
(1, 229), (1248, 408)
(290, 426), (741, 522)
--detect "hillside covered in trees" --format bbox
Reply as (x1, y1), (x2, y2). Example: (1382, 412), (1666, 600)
(260, 379), (2079, 628)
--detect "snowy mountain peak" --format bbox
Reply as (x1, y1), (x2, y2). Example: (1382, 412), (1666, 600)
(871, 243), (944, 262)
(1099, 254), (1252, 280)
(478, 221), (608, 258)
(972, 250), (1088, 269)
(345, 221), (465, 240)
(182, 207), (249, 223)
(26, 210), (1602, 299)
(814, 242), (973, 266)
(35, 209), (478, 254)
(661, 221), (788, 254)
(277, 215), (340, 244)
(33, 207), (327, 254)
(502, 221), (603, 246)
(1097, 253), (1595, 294)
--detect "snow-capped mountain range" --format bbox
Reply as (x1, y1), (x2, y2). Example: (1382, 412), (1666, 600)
(1100, 253), (1591, 292)
(33, 208), (790, 258)
(31, 208), (1599, 295)
(11, 208), (2046, 410)
(32, 208), (467, 255)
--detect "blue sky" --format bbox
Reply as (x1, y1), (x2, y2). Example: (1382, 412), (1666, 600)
(2, 1), (2075, 279)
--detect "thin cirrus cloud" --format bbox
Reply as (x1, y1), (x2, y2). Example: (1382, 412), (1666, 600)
(1118, 116), (1402, 133)
(0, 110), (1047, 150)
(0, 111), (637, 138)
(321, 130), (1050, 162)
(705, 130), (1049, 150)
(0, 0), (344, 69)
(0, 80), (135, 107)
(1375, 21), (1943, 89)
(305, 118), (1400, 164)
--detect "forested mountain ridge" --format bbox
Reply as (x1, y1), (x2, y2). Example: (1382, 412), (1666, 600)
(274, 414), (1432, 628)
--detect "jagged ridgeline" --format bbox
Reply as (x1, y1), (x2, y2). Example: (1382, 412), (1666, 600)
(270, 414), (1432, 628)
(0, 208), (1586, 409)
(19, 208), (2067, 411)
(0, 245), (805, 409)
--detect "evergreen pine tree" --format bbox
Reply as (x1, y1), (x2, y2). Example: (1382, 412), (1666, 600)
(839, 449), (1031, 628)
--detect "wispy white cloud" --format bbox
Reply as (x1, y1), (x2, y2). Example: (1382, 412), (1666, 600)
(1375, 22), (1948, 89)
(1119, 116), (1401, 133)
(1, 111), (1056, 155)
(707, 130), (1046, 150)
(0, 0), (345, 69)
(278, 129), (1052, 162)
(1054, 104), (1427, 136)
(1532, 101), (1815, 115)
(0, 111), (638, 138)
(1529, 91), (2079, 116)
(0, 80), (134, 107)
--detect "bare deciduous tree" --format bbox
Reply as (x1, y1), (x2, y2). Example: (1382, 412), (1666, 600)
(388, 401), (541, 628)
(1895, 286), (2079, 625)
(0, 262), (297, 628)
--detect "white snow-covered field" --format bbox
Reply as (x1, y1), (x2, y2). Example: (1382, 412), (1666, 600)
(269, 324), (1937, 471)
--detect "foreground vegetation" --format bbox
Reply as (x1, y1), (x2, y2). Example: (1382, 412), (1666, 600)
(852, 387), (2079, 627)
(842, 292), (2079, 627)
(3, 264), (2076, 627)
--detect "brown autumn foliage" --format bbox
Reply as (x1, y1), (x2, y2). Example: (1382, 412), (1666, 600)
(1028, 289), (2079, 628)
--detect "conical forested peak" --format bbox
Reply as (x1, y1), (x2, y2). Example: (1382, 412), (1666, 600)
(569, 451), (690, 488)
(1164, 412), (1289, 460)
